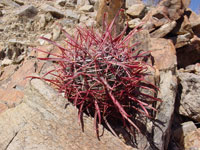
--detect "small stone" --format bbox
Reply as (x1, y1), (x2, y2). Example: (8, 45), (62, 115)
(0, 3), (4, 8)
(38, 34), (52, 45)
(79, 5), (94, 12)
(171, 32), (193, 48)
(16, 5), (38, 18)
(173, 121), (197, 143)
(150, 21), (177, 38)
(52, 25), (61, 40)
(12, 0), (24, 6)
(65, 9), (80, 20)
(85, 18), (95, 27)
(0, 103), (8, 114)
(184, 128), (200, 150)
(77, 0), (90, 7)
(125, 0), (143, 8)
(126, 4), (145, 18)
(38, 14), (46, 29)
(41, 4), (65, 18)
(128, 18), (141, 28)
(79, 14), (89, 22)
(56, 0), (66, 7)
(1, 58), (13, 66)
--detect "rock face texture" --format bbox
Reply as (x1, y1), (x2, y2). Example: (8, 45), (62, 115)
(178, 72), (200, 122)
(0, 79), (134, 150)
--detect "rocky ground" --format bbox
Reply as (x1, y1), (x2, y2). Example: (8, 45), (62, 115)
(0, 0), (200, 150)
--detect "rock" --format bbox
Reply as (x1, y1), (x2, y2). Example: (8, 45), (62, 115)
(171, 32), (193, 48)
(0, 65), (17, 83)
(0, 78), (134, 150)
(56, 0), (66, 7)
(52, 24), (61, 40)
(128, 18), (141, 28)
(171, 15), (193, 35)
(0, 10), (3, 17)
(150, 38), (177, 70)
(0, 0), (20, 7)
(0, 103), (8, 114)
(186, 9), (200, 36)
(96, 0), (124, 26)
(79, 4), (94, 12)
(15, 5), (38, 18)
(38, 14), (47, 29)
(184, 128), (200, 150)
(77, 0), (90, 7)
(178, 72), (200, 122)
(0, 3), (4, 8)
(12, 0), (24, 6)
(41, 4), (65, 19)
(125, 0), (143, 9)
(85, 18), (96, 27)
(150, 21), (177, 38)
(185, 63), (200, 74)
(0, 88), (24, 108)
(65, 9), (80, 20)
(79, 14), (90, 22)
(1, 58), (13, 66)
(153, 70), (177, 150)
(143, 0), (190, 33)
(126, 3), (145, 18)
(159, 0), (189, 21)
(173, 121), (197, 145)
(38, 34), (52, 45)
(177, 35), (200, 68)
(131, 29), (151, 52)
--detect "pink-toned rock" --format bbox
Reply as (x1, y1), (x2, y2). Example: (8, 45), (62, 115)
(0, 65), (17, 83)
(0, 88), (24, 108)
(143, 0), (190, 33)
(4, 60), (43, 89)
(150, 38), (177, 70)
(186, 8), (200, 36)
(0, 103), (8, 114)
(150, 21), (177, 38)
(171, 15), (193, 35)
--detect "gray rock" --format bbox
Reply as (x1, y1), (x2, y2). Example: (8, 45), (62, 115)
(171, 32), (193, 48)
(0, 78), (134, 150)
(41, 4), (65, 18)
(153, 70), (177, 150)
(178, 72), (200, 122)
(65, 9), (80, 20)
(16, 5), (38, 18)
(173, 121), (197, 144)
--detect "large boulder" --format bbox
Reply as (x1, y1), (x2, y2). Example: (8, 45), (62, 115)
(178, 71), (200, 122)
(0, 78), (134, 150)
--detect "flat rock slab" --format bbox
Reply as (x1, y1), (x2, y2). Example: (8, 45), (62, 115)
(0, 78), (134, 150)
